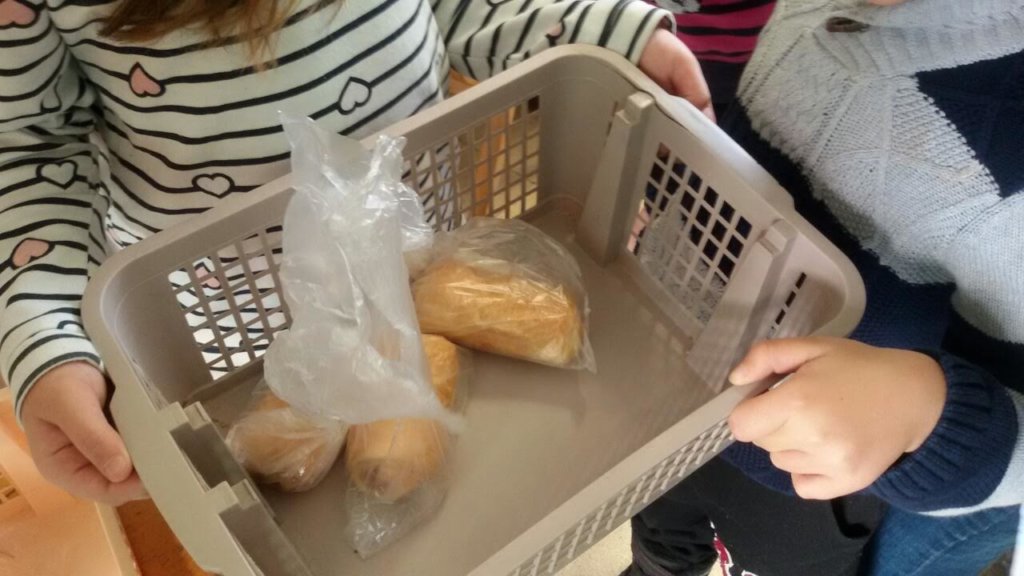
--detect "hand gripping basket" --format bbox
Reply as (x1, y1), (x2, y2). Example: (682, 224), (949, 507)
(83, 46), (864, 576)
(0, 388), (138, 576)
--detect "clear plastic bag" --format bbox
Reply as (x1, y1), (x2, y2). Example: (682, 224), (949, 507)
(263, 116), (453, 427)
(225, 384), (347, 492)
(412, 217), (595, 371)
(258, 117), (464, 554)
(344, 334), (470, 558)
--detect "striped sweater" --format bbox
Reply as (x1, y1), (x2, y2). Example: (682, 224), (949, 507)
(662, 0), (774, 64)
(655, 0), (775, 113)
(0, 0), (669, 417)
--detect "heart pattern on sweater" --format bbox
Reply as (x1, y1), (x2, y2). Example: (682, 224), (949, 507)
(38, 161), (77, 188)
(546, 22), (566, 44)
(0, 0), (35, 28)
(130, 63), (165, 97)
(338, 77), (372, 115)
(193, 174), (235, 198)
(195, 263), (222, 290)
(11, 238), (52, 269)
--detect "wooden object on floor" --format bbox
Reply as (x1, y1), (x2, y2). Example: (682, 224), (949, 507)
(117, 499), (210, 576)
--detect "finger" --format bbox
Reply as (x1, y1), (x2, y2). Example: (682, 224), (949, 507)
(701, 103), (716, 123)
(36, 437), (115, 501)
(95, 472), (148, 505)
(670, 55), (713, 120)
(54, 387), (133, 483)
(729, 338), (833, 386)
(749, 402), (829, 453)
(753, 428), (803, 453)
(728, 382), (803, 443)
(65, 462), (146, 505)
(792, 473), (843, 500)
(38, 437), (146, 505)
(769, 450), (824, 476)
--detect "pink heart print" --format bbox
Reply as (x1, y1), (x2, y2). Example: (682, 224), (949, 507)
(195, 264), (222, 290)
(0, 0), (36, 28)
(11, 238), (52, 269)
(129, 63), (165, 97)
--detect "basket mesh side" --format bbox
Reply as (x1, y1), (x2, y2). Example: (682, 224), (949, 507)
(767, 273), (807, 339)
(768, 271), (829, 341)
(166, 95), (542, 380)
(630, 147), (815, 343)
(170, 227), (289, 375)
(631, 148), (754, 326)
(507, 421), (733, 576)
(414, 94), (542, 230)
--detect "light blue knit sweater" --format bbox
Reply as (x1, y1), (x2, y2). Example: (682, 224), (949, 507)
(715, 0), (1024, 522)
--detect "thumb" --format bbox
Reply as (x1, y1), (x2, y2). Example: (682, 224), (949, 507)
(665, 46), (714, 122)
(670, 62), (714, 122)
(729, 338), (832, 386)
(59, 381), (133, 483)
(639, 29), (714, 121)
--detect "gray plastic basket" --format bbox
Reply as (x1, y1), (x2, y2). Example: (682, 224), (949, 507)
(83, 46), (864, 576)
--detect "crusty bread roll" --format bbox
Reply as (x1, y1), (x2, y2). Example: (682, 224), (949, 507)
(226, 388), (347, 493)
(420, 333), (459, 408)
(345, 334), (459, 502)
(413, 260), (584, 367)
(344, 418), (448, 503)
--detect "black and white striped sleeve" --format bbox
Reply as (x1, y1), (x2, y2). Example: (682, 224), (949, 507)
(1, 2), (106, 419)
(432, 0), (672, 80)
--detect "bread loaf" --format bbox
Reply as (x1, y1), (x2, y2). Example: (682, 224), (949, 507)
(226, 387), (347, 492)
(413, 260), (584, 367)
(344, 334), (460, 502)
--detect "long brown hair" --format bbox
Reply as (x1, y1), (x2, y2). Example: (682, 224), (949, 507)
(101, 0), (305, 62)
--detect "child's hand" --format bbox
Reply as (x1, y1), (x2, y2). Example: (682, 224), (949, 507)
(638, 28), (715, 121)
(727, 337), (946, 500)
(21, 362), (146, 504)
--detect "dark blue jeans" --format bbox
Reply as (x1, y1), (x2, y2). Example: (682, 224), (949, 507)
(628, 457), (1018, 576)
(860, 504), (1018, 576)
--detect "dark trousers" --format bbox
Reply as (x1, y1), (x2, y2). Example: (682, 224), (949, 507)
(627, 457), (886, 576)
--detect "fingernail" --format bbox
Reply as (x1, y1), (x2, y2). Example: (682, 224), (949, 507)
(103, 456), (131, 480)
(728, 367), (749, 385)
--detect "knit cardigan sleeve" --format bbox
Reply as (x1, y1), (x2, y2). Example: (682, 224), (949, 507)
(871, 200), (1024, 515)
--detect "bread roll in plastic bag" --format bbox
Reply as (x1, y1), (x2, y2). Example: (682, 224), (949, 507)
(413, 217), (595, 370)
(262, 116), (456, 429)
(226, 384), (347, 492)
(346, 334), (471, 558)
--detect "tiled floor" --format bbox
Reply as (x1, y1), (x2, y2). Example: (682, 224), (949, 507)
(559, 524), (726, 576)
